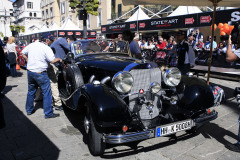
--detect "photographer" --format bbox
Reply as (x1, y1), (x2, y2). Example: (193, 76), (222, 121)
(225, 27), (240, 153)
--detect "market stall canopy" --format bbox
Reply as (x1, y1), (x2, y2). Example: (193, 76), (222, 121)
(49, 22), (60, 31)
(168, 6), (202, 17)
(23, 25), (40, 35)
(126, 7), (150, 22)
(39, 25), (49, 33)
(60, 18), (81, 30)
(123, 0), (240, 7)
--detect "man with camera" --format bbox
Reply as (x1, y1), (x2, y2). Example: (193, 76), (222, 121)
(226, 24), (240, 153)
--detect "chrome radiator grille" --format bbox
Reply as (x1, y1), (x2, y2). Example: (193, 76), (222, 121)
(129, 68), (162, 120)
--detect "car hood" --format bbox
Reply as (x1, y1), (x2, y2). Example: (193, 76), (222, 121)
(76, 53), (142, 72)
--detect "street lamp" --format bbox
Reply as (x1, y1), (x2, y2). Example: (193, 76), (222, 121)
(12, 3), (20, 43)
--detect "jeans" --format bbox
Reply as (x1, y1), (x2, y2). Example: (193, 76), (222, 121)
(10, 64), (16, 77)
(26, 70), (54, 118)
(6, 63), (10, 76)
(238, 116), (240, 145)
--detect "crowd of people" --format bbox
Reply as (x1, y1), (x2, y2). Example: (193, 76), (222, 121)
(0, 33), (74, 119)
(1, 28), (240, 152)
(132, 28), (239, 71)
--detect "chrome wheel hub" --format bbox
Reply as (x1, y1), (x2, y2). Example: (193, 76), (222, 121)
(84, 116), (90, 134)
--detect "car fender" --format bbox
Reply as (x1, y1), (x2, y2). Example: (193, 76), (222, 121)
(80, 83), (132, 127)
(178, 76), (214, 110)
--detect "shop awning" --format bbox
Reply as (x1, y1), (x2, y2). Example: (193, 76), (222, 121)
(123, 0), (240, 7)
(168, 6), (202, 17)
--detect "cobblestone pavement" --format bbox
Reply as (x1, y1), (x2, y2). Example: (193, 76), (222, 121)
(0, 69), (240, 160)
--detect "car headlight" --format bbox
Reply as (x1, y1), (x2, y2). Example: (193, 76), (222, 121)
(112, 71), (134, 94)
(163, 68), (181, 87)
(150, 82), (161, 93)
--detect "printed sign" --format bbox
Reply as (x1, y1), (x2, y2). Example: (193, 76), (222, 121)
(130, 23), (136, 29)
(59, 32), (65, 36)
(139, 23), (146, 28)
(67, 32), (73, 35)
(76, 32), (81, 35)
(90, 32), (96, 36)
(185, 18), (194, 24)
(102, 27), (106, 32)
(200, 15), (212, 23)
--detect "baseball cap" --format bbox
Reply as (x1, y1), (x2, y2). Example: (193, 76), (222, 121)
(41, 32), (55, 41)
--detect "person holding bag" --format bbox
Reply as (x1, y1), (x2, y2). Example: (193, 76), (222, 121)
(6, 36), (17, 77)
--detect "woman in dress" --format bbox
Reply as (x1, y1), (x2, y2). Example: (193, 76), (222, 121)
(6, 36), (17, 77)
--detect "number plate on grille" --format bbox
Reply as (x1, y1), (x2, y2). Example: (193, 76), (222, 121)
(156, 119), (194, 137)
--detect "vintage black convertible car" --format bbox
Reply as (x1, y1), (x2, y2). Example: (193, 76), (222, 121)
(57, 39), (217, 156)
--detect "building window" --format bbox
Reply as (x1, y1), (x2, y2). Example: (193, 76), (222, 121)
(27, 2), (33, 9)
(98, 9), (101, 27)
(29, 12), (32, 17)
(87, 14), (90, 28)
(61, 2), (65, 14)
(42, 11), (44, 19)
(46, 9), (48, 19)
(50, 7), (53, 17)
(118, 4), (122, 18)
(34, 13), (36, 17)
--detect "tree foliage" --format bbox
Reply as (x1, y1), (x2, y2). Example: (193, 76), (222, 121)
(69, 0), (99, 16)
(9, 25), (25, 33)
(0, 32), (4, 38)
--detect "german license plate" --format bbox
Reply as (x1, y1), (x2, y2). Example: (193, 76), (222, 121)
(156, 119), (194, 137)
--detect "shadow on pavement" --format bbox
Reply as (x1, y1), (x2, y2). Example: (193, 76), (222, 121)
(1, 85), (18, 95)
(63, 106), (88, 144)
(199, 122), (238, 147)
(0, 95), (60, 160)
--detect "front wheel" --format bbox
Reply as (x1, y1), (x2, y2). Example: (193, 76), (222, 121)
(86, 103), (105, 156)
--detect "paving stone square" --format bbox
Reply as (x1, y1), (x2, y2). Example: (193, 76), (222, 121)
(1, 69), (240, 160)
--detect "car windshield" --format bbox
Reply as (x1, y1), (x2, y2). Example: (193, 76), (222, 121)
(71, 39), (129, 58)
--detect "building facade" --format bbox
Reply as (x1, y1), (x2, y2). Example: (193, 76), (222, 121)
(0, 0), (14, 37)
(40, 0), (61, 26)
(13, 0), (42, 36)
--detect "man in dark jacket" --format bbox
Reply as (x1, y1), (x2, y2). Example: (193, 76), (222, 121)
(0, 45), (6, 129)
(177, 32), (189, 75)
(47, 36), (75, 111)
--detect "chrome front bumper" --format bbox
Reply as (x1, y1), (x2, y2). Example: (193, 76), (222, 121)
(104, 130), (155, 144)
(104, 110), (218, 144)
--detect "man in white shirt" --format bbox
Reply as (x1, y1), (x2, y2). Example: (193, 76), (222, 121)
(22, 33), (62, 119)
(226, 30), (240, 152)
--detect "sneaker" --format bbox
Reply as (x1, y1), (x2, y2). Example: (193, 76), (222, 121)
(54, 105), (63, 111)
(45, 113), (60, 119)
(226, 143), (240, 153)
(27, 109), (36, 115)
